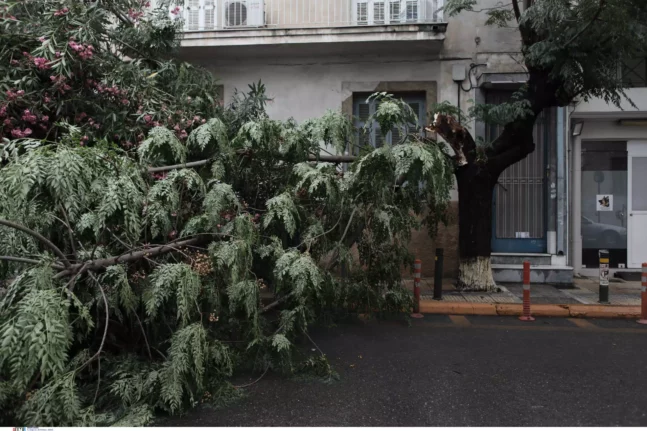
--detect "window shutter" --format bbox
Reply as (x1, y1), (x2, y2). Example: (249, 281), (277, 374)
(204, 0), (215, 30)
(186, 0), (200, 30)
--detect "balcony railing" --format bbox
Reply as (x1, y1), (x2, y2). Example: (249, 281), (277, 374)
(181, 0), (444, 32)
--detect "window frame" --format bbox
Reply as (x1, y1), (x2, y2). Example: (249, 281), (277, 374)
(352, 92), (427, 152)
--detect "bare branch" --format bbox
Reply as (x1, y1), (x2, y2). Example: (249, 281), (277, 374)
(512, 0), (521, 21)
(0, 219), (71, 268)
(0, 256), (64, 269)
(147, 153), (360, 174)
(564, 0), (605, 48)
(53, 237), (203, 279)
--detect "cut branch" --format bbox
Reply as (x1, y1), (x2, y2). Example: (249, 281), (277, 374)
(0, 219), (71, 268)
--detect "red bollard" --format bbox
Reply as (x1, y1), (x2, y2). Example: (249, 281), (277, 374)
(638, 263), (647, 325)
(519, 261), (535, 322)
(411, 259), (423, 319)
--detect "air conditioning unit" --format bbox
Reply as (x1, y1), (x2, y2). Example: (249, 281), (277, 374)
(224, 0), (264, 27)
(352, 0), (420, 26)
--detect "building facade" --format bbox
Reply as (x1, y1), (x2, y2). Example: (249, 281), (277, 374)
(167, 0), (647, 284)
(569, 69), (647, 278)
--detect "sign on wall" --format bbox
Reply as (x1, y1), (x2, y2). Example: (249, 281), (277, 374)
(596, 194), (613, 212)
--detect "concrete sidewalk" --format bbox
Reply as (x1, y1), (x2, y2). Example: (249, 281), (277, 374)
(407, 276), (644, 319)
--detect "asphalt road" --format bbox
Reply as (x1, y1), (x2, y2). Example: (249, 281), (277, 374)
(164, 315), (647, 426)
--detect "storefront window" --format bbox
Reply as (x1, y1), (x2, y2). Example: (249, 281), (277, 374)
(581, 141), (628, 268)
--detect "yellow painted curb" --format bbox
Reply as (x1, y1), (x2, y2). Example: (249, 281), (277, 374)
(420, 300), (640, 320)
(568, 305), (640, 319)
(419, 302), (497, 315)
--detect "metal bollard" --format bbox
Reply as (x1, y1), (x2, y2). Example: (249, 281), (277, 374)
(433, 248), (444, 300)
(519, 261), (535, 322)
(411, 259), (423, 319)
(598, 249), (610, 304)
(638, 263), (647, 325)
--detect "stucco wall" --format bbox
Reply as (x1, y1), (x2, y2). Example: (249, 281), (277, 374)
(573, 88), (647, 118)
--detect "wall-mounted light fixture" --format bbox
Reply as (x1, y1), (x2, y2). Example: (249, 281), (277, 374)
(572, 122), (584, 136)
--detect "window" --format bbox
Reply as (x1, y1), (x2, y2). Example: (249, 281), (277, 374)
(353, 0), (419, 25)
(353, 93), (426, 151)
(356, 1), (368, 24)
(373, 1), (385, 24)
(622, 58), (647, 88)
(405, 0), (418, 21)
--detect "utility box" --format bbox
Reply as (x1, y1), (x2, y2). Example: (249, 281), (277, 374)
(452, 64), (466, 82)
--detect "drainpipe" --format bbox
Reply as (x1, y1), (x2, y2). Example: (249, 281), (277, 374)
(556, 107), (566, 259)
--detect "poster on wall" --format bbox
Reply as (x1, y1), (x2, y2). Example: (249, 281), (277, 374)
(596, 194), (613, 212)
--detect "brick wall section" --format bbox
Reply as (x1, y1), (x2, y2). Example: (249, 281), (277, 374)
(404, 201), (459, 279)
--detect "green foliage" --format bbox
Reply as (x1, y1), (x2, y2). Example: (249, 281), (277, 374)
(444, 0), (647, 113)
(0, 83), (454, 426)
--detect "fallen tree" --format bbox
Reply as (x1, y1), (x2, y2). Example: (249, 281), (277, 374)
(0, 87), (454, 425)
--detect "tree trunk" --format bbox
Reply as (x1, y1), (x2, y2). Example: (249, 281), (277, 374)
(456, 164), (498, 292)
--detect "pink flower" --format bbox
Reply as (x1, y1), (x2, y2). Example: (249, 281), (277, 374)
(41, 115), (49, 122)
(16, 90), (24, 96)
(11, 128), (31, 138)
(171, 6), (181, 15)
(44, 96), (51, 103)
(38, 36), (46, 43)
(128, 8), (144, 21)
(144, 114), (152, 122)
(54, 8), (69, 17)
(201, 119), (206, 124)
(55, 51), (61, 58)
(33, 57), (50, 70)
(0, 105), (6, 117)
(173, 124), (180, 132)
(3, 119), (13, 126)
(21, 110), (37, 124)
(179, 130), (188, 139)
(10, 59), (19, 66)
(94, 123), (100, 129)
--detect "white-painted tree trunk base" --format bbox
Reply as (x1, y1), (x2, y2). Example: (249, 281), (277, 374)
(456, 257), (497, 292)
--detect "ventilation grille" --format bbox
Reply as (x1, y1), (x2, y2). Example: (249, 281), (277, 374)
(225, 1), (248, 26)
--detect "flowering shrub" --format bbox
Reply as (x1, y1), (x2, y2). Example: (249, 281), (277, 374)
(0, 0), (221, 150)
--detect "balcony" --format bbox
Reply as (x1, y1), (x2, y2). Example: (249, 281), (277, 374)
(177, 0), (447, 60)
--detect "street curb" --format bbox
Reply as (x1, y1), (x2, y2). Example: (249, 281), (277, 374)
(420, 300), (641, 319)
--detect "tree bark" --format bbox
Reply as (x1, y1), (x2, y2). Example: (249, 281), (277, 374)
(455, 164), (498, 291)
